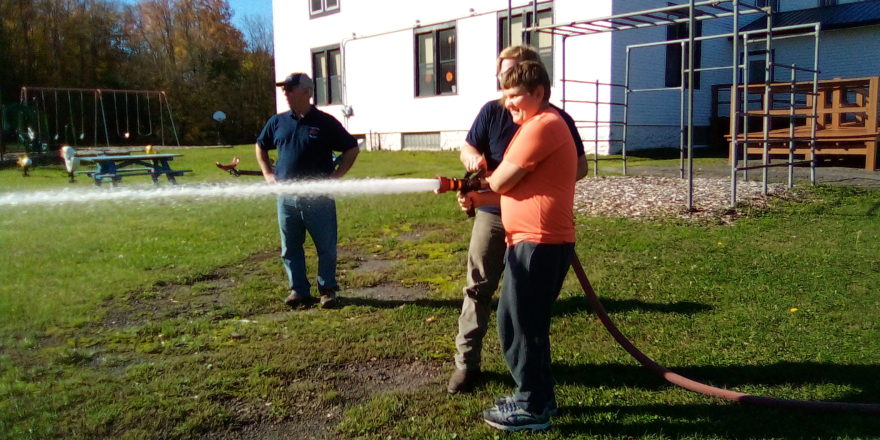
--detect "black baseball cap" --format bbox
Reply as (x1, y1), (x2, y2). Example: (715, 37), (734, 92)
(276, 72), (314, 90)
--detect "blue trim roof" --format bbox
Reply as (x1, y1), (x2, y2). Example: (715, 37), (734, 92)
(741, 0), (880, 32)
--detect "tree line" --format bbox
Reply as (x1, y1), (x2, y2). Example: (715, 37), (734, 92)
(0, 0), (275, 147)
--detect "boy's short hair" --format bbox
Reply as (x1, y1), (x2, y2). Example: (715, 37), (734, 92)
(496, 45), (542, 74)
(499, 61), (551, 103)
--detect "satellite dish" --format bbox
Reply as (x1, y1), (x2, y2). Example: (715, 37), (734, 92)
(212, 111), (227, 123)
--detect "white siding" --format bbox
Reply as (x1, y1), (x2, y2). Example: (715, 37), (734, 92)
(272, 0), (880, 153)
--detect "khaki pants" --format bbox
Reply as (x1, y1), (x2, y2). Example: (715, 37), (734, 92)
(453, 210), (506, 370)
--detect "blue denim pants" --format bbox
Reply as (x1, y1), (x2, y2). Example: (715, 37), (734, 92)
(276, 195), (339, 297)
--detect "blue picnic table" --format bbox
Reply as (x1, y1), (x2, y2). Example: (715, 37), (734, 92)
(79, 153), (192, 186)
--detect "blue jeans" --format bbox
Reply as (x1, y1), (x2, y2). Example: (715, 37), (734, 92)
(277, 195), (339, 297)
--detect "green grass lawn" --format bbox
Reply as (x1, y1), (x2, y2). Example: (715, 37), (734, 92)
(1, 146), (879, 439)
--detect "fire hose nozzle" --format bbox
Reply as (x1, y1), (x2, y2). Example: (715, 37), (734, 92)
(435, 174), (484, 194)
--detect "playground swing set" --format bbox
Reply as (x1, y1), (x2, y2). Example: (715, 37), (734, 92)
(1, 87), (186, 182)
(10, 86), (180, 156)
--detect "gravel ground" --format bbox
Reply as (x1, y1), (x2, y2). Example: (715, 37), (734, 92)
(574, 175), (787, 223)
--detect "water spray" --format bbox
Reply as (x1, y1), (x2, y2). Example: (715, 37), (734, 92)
(0, 178), (443, 207)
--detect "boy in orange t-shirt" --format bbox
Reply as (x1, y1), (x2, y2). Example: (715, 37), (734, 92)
(462, 61), (576, 432)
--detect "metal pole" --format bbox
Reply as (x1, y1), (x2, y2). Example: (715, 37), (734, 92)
(761, 6), (773, 195)
(788, 65), (796, 188)
(810, 24), (821, 185)
(622, 47), (631, 177)
(595, 80), (600, 177)
(730, 0), (740, 207)
(679, 41), (686, 179)
(507, 0), (512, 46)
(562, 36), (567, 108)
(742, 33), (750, 182)
(93, 90), (99, 148)
(686, 0), (695, 211)
(98, 91), (110, 148)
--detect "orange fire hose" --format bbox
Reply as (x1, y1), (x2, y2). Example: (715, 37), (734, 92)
(570, 253), (880, 414)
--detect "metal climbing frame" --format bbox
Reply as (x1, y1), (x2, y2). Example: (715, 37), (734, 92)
(560, 79), (628, 177)
(18, 87), (180, 149)
(526, 0), (822, 210)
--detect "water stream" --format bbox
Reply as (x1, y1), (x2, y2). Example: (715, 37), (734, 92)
(0, 178), (442, 207)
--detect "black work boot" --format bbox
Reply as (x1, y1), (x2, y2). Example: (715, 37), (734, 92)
(447, 368), (481, 394)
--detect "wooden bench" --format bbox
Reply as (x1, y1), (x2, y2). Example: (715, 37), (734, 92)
(725, 77), (879, 170)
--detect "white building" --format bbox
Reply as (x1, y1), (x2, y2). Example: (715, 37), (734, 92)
(272, 0), (880, 153)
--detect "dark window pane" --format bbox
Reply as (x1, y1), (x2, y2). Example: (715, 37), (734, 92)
(311, 0), (323, 13)
(417, 32), (436, 97)
(439, 61), (456, 94)
(438, 28), (456, 94)
(326, 0), (339, 8)
(536, 10), (553, 79)
(313, 52), (328, 105)
(438, 29), (455, 62)
(329, 49), (342, 104)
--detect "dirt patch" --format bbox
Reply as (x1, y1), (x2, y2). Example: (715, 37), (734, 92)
(349, 258), (397, 273)
(205, 358), (444, 440)
(346, 282), (430, 302)
(101, 251), (277, 329)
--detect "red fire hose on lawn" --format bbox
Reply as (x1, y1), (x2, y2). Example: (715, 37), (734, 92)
(570, 254), (880, 414)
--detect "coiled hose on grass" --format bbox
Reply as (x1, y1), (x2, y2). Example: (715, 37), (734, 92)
(571, 254), (880, 414)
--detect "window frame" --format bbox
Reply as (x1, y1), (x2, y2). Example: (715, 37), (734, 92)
(497, 3), (555, 80)
(311, 45), (343, 106)
(309, 0), (340, 19)
(414, 22), (458, 98)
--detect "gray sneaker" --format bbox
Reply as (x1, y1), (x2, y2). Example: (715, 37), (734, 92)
(493, 395), (558, 416)
(482, 401), (550, 432)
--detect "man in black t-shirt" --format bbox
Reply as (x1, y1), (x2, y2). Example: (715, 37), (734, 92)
(447, 46), (587, 394)
(256, 72), (359, 309)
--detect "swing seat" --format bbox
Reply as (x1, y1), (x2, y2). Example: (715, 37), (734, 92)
(215, 156), (241, 175)
(215, 156), (262, 177)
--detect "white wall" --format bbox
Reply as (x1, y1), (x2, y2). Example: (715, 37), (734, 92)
(271, 0), (879, 153)
(272, 0), (613, 150)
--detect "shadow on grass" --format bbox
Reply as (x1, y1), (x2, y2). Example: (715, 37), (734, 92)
(554, 295), (712, 316)
(483, 362), (880, 438)
(338, 295), (710, 316)
(341, 297), (461, 309)
(555, 402), (880, 438)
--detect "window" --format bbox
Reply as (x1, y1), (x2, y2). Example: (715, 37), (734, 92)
(755, 0), (779, 11)
(742, 49), (774, 85)
(312, 46), (342, 106)
(415, 24), (457, 97)
(664, 18), (702, 89)
(310, 0), (339, 18)
(402, 132), (441, 150)
(499, 6), (554, 79)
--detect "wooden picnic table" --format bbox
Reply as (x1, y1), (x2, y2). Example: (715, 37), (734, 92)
(79, 153), (191, 186)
